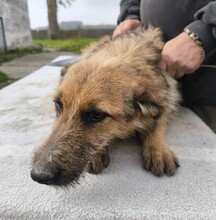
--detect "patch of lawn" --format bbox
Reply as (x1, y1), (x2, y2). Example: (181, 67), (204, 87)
(33, 38), (98, 54)
(0, 47), (43, 65)
(0, 71), (16, 89)
(0, 71), (8, 81)
(0, 47), (42, 89)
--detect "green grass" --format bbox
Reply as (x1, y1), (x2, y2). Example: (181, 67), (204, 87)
(0, 71), (16, 89)
(0, 47), (43, 65)
(33, 38), (98, 54)
(0, 47), (42, 89)
(0, 38), (97, 89)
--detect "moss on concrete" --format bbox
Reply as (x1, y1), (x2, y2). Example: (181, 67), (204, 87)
(0, 71), (16, 89)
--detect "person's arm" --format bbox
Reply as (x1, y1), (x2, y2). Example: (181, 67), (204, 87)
(186, 2), (216, 56)
(113, 0), (141, 38)
(160, 2), (216, 78)
(117, 0), (141, 24)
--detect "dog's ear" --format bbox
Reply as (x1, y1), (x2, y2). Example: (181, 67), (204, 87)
(60, 64), (74, 84)
(61, 64), (71, 78)
(133, 88), (161, 119)
(136, 101), (160, 119)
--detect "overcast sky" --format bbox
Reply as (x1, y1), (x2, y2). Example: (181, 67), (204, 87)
(27, 0), (121, 29)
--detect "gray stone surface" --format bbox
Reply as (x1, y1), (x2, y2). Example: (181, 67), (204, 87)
(0, 56), (216, 219)
(0, 0), (32, 50)
(0, 51), (73, 79)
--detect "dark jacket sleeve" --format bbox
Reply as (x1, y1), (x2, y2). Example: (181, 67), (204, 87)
(117, 0), (141, 24)
(186, 2), (216, 54)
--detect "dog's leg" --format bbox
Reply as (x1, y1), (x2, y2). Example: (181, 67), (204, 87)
(142, 120), (179, 176)
(88, 147), (110, 174)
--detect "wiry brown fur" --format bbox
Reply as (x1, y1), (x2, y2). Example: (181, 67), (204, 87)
(31, 27), (181, 186)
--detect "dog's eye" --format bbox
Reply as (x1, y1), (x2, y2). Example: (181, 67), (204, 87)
(86, 110), (107, 122)
(54, 100), (63, 114)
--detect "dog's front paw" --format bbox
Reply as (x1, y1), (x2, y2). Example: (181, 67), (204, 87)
(143, 147), (180, 177)
(88, 151), (110, 174)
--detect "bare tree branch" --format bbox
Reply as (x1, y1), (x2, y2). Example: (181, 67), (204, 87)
(58, 0), (74, 8)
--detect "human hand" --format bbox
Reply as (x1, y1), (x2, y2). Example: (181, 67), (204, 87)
(113, 19), (141, 38)
(159, 32), (205, 78)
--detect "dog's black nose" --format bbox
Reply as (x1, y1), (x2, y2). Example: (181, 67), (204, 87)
(31, 168), (58, 185)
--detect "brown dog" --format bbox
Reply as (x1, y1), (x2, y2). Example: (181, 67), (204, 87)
(31, 27), (180, 186)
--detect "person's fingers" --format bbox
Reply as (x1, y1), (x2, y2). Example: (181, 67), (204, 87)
(167, 66), (176, 77)
(159, 57), (167, 71)
(112, 29), (122, 38)
(113, 20), (141, 38)
(160, 58), (185, 78)
(174, 67), (185, 79)
(113, 25), (127, 38)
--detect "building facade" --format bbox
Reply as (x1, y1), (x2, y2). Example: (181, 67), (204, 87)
(0, 0), (32, 51)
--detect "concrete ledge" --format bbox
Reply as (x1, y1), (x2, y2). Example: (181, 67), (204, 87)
(0, 52), (73, 79)
(0, 56), (216, 219)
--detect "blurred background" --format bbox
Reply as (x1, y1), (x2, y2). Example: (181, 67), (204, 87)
(0, 0), (120, 51)
(28, 0), (119, 29)
(0, 0), (120, 88)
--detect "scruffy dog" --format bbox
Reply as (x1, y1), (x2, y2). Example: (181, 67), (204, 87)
(31, 27), (180, 186)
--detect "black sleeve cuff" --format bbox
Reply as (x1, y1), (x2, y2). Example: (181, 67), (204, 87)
(117, 0), (140, 24)
(186, 20), (216, 55)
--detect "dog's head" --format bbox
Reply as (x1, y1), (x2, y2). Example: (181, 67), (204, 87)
(31, 28), (169, 186)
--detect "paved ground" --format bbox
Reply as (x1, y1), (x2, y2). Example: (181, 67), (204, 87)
(0, 51), (73, 79)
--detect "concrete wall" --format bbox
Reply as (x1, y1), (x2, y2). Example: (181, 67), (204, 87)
(0, 18), (6, 53)
(32, 28), (115, 39)
(0, 0), (32, 50)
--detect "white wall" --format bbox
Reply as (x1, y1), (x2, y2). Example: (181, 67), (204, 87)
(0, 0), (32, 50)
